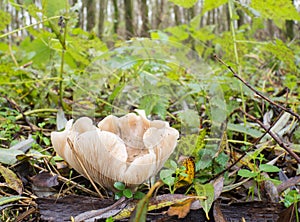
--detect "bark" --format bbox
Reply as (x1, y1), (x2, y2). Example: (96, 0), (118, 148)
(174, 5), (180, 26)
(124, 0), (134, 38)
(112, 0), (119, 34)
(98, 0), (107, 39)
(140, 0), (149, 37)
(86, 0), (96, 31)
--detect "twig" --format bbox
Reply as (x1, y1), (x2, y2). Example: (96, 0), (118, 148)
(210, 107), (289, 181)
(214, 54), (300, 121)
(67, 138), (104, 198)
(239, 108), (300, 163)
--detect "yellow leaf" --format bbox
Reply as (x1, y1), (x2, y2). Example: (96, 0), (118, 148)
(175, 157), (195, 189)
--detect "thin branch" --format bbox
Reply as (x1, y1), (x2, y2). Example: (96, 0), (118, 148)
(214, 54), (300, 121)
(239, 108), (300, 163)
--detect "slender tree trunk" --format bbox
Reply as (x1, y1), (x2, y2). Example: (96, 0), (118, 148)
(98, 0), (107, 39)
(112, 0), (119, 34)
(124, 0), (134, 38)
(285, 20), (294, 40)
(174, 5), (180, 26)
(140, 0), (149, 37)
(86, 0), (96, 31)
(267, 19), (274, 39)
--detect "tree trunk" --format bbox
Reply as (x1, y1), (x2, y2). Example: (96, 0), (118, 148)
(124, 0), (134, 38)
(174, 5), (180, 26)
(112, 0), (119, 34)
(285, 20), (294, 40)
(98, 0), (107, 39)
(86, 0), (96, 31)
(140, 0), (149, 37)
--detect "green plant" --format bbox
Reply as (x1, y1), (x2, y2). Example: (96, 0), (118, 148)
(238, 153), (281, 200)
(113, 182), (145, 200)
(283, 190), (300, 222)
(159, 160), (189, 194)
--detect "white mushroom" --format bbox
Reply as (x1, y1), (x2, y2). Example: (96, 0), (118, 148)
(51, 110), (179, 190)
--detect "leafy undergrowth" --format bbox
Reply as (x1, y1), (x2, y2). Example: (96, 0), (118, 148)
(1, 0), (300, 221)
(1, 58), (300, 221)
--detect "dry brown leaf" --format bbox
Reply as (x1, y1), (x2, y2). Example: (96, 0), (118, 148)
(167, 197), (194, 218)
(0, 164), (23, 194)
(31, 172), (59, 187)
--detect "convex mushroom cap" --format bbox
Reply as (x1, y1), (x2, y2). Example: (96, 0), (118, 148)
(51, 110), (179, 190)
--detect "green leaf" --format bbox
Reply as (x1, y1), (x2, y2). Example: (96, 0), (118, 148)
(259, 164), (280, 173)
(0, 195), (25, 206)
(134, 191), (146, 200)
(160, 170), (175, 186)
(123, 189), (133, 198)
(170, 160), (178, 169)
(227, 123), (263, 138)
(129, 193), (150, 222)
(0, 148), (24, 165)
(202, 0), (228, 14)
(114, 181), (126, 191)
(194, 182), (214, 220)
(168, 0), (197, 8)
(0, 10), (11, 31)
(238, 169), (258, 178)
(42, 0), (69, 17)
(250, 0), (300, 21)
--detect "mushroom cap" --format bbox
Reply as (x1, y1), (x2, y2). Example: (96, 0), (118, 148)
(51, 111), (179, 190)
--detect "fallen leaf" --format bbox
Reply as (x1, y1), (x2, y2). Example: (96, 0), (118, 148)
(31, 172), (59, 187)
(0, 195), (25, 206)
(194, 182), (214, 220)
(115, 193), (201, 220)
(0, 148), (24, 165)
(167, 197), (194, 218)
(0, 164), (23, 194)
(212, 176), (224, 200)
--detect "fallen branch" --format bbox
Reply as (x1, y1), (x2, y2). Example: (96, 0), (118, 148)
(239, 108), (300, 163)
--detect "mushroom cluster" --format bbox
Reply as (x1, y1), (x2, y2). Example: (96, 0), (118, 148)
(51, 110), (179, 190)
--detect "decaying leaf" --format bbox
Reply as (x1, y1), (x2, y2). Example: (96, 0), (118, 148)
(114, 194), (201, 220)
(167, 197), (194, 218)
(31, 172), (59, 187)
(51, 110), (179, 190)
(0, 164), (23, 194)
